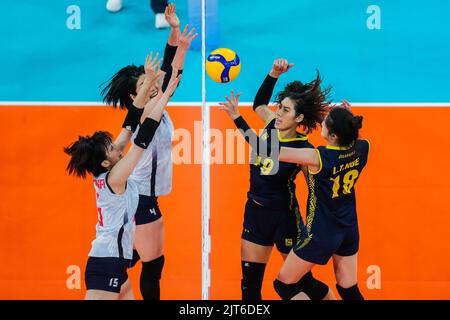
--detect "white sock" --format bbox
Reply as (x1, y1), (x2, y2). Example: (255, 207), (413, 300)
(106, 0), (123, 13)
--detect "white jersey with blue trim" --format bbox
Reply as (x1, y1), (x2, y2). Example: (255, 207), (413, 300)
(129, 110), (174, 197)
(88, 172), (139, 260)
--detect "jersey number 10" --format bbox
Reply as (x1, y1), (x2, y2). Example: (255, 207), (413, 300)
(330, 169), (359, 198)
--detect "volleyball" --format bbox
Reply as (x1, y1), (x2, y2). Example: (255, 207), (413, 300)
(206, 48), (241, 83)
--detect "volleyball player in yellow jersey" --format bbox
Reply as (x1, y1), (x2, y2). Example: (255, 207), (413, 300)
(220, 59), (335, 300)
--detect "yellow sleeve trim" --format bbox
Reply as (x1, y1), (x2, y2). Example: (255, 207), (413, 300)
(364, 139), (371, 154)
(308, 149), (322, 175)
(277, 130), (308, 142)
(325, 144), (352, 151)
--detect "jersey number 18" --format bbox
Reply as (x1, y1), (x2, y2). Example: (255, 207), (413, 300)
(330, 169), (359, 198)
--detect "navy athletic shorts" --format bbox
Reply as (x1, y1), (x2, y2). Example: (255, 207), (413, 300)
(85, 257), (130, 293)
(293, 214), (359, 265)
(135, 195), (162, 225)
(242, 198), (306, 254)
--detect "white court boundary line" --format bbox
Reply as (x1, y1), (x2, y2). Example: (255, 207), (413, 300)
(1, 101), (450, 107)
(0, 101), (202, 107)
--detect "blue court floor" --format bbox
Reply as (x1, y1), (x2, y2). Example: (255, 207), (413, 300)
(0, 0), (449, 102)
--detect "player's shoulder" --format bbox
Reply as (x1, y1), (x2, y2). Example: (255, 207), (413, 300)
(95, 171), (122, 196)
(315, 145), (333, 165)
(93, 172), (108, 184)
(356, 139), (370, 153)
(278, 132), (310, 147)
(302, 139), (314, 149)
(316, 145), (328, 153)
(293, 138), (313, 149)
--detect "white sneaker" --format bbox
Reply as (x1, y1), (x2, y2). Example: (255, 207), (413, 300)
(106, 0), (122, 13)
(155, 13), (170, 29)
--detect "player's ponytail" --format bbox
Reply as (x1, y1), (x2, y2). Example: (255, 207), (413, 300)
(350, 116), (363, 131)
(326, 107), (363, 147)
(275, 71), (331, 133)
(64, 131), (112, 178)
(100, 64), (145, 109)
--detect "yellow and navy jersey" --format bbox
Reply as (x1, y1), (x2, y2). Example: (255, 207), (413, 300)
(249, 118), (314, 209)
(305, 139), (370, 228)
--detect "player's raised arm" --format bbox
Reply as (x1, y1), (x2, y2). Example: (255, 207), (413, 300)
(219, 90), (267, 161)
(279, 147), (320, 172)
(161, 24), (197, 94)
(142, 67), (182, 124)
(253, 58), (294, 123)
(159, 4), (180, 84)
(133, 52), (163, 108)
(108, 124), (160, 194)
(165, 3), (181, 46)
(109, 71), (180, 190)
(108, 83), (168, 195)
(174, 25), (198, 67)
(113, 52), (162, 152)
(220, 90), (255, 141)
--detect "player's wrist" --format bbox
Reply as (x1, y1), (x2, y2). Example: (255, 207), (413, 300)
(269, 70), (280, 78)
(231, 113), (241, 121)
(178, 43), (189, 51)
(133, 118), (160, 149)
(122, 104), (144, 132)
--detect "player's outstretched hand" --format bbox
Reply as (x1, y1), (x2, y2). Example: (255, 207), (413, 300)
(145, 51), (163, 83)
(178, 25), (199, 51)
(269, 58), (294, 78)
(165, 3), (180, 29)
(219, 90), (242, 120)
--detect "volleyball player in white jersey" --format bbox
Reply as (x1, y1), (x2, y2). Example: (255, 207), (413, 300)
(64, 59), (181, 300)
(101, 18), (197, 299)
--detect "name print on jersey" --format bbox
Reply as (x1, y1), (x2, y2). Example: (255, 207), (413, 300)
(333, 158), (360, 175)
(94, 179), (106, 190)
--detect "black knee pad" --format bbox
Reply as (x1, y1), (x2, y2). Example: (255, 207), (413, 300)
(241, 261), (266, 300)
(128, 249), (141, 268)
(297, 271), (330, 300)
(273, 279), (303, 300)
(336, 283), (364, 300)
(142, 255), (165, 279)
(140, 255), (165, 300)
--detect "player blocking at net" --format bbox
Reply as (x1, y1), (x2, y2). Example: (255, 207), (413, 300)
(64, 57), (182, 300)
